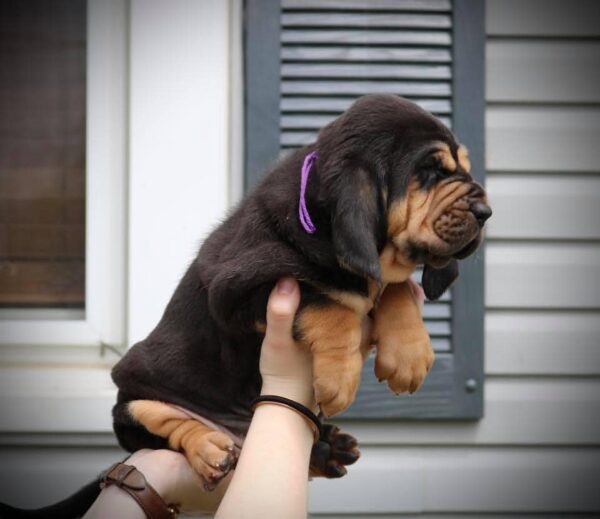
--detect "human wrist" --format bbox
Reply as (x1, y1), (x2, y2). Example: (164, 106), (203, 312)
(260, 378), (318, 413)
(252, 401), (316, 447)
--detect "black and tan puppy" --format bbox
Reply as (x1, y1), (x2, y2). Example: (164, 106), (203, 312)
(111, 94), (491, 490)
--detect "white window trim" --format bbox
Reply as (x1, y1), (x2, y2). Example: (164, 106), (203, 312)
(0, 0), (127, 349)
(0, 0), (241, 436)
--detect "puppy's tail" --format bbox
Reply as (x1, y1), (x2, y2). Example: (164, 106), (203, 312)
(0, 475), (102, 519)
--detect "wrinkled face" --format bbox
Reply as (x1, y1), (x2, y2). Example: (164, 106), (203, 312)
(317, 94), (491, 296)
(386, 141), (491, 273)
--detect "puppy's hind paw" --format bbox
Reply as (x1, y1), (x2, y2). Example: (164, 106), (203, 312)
(309, 424), (361, 478)
(184, 430), (238, 491)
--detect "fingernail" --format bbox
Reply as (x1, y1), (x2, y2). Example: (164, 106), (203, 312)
(277, 278), (295, 294)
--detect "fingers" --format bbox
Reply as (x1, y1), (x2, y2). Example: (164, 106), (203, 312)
(260, 278), (315, 408)
(264, 278), (300, 345)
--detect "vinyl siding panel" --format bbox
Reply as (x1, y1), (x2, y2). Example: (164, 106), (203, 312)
(487, 40), (600, 103)
(309, 447), (600, 514)
(486, 106), (600, 173)
(486, 243), (600, 309)
(486, 311), (600, 375)
(3, 374), (599, 446)
(486, 175), (600, 240)
(486, 0), (600, 37)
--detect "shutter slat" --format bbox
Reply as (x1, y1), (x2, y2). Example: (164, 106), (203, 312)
(282, 0), (451, 12)
(425, 321), (452, 337)
(431, 338), (451, 352)
(282, 13), (451, 29)
(281, 46), (451, 63)
(281, 79), (451, 96)
(282, 63), (451, 79)
(282, 29), (451, 46)
(282, 113), (450, 129)
(422, 302), (451, 320)
(281, 96), (452, 114)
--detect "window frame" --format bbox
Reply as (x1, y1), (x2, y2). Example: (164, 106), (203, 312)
(244, 0), (486, 419)
(0, 0), (127, 350)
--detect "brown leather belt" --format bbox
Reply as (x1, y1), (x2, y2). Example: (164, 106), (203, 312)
(100, 462), (179, 519)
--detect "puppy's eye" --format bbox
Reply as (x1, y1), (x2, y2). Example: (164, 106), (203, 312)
(417, 167), (443, 189)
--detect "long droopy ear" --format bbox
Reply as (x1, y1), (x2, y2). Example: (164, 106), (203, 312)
(422, 259), (459, 300)
(331, 168), (383, 282)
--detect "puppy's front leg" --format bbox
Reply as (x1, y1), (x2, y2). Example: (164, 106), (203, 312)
(296, 302), (363, 417)
(372, 282), (435, 394)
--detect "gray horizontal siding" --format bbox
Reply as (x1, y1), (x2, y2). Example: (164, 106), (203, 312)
(487, 0), (600, 37)
(484, 0), (600, 403)
(487, 40), (600, 103)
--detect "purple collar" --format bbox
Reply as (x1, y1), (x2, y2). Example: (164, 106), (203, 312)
(299, 151), (318, 234)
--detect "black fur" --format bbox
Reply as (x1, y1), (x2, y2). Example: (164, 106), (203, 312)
(110, 95), (461, 447)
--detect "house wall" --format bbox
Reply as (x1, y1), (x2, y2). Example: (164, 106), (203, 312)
(307, 0), (600, 515)
(1, 0), (599, 516)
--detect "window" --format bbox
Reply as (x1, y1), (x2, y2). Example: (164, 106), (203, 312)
(0, 0), (126, 349)
(0, 0), (86, 309)
(244, 0), (485, 418)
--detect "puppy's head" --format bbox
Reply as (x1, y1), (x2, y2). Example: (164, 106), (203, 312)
(314, 94), (491, 299)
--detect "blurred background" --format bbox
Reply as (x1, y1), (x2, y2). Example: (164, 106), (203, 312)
(1, 0), (599, 516)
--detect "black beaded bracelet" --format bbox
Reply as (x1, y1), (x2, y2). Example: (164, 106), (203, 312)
(251, 395), (322, 443)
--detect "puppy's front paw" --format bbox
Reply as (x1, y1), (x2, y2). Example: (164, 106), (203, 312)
(183, 430), (238, 491)
(313, 351), (363, 417)
(374, 332), (435, 394)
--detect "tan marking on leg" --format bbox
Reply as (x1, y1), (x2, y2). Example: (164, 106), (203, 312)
(457, 144), (471, 172)
(128, 400), (237, 490)
(297, 304), (363, 417)
(254, 320), (267, 334)
(371, 283), (435, 394)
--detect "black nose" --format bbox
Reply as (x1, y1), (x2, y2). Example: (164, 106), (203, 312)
(470, 201), (492, 225)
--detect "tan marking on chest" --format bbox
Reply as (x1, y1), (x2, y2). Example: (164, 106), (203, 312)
(379, 243), (416, 284)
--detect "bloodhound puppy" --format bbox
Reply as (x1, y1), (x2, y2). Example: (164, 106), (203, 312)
(111, 94), (491, 490)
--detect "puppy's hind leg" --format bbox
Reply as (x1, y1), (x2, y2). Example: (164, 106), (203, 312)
(127, 400), (237, 491)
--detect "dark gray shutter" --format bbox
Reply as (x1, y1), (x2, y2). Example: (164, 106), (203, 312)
(245, 0), (485, 419)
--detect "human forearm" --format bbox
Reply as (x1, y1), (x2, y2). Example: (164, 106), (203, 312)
(215, 403), (313, 519)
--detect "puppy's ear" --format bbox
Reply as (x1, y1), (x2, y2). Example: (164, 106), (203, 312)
(422, 259), (459, 300)
(331, 168), (383, 282)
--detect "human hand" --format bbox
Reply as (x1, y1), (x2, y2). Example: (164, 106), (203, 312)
(258, 278), (317, 411)
(125, 449), (230, 514)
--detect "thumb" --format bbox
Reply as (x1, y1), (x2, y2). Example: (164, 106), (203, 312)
(265, 278), (300, 343)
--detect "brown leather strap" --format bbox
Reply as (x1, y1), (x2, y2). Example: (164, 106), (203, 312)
(100, 462), (179, 519)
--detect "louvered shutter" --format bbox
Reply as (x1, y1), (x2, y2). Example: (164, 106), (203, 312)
(245, 0), (485, 418)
